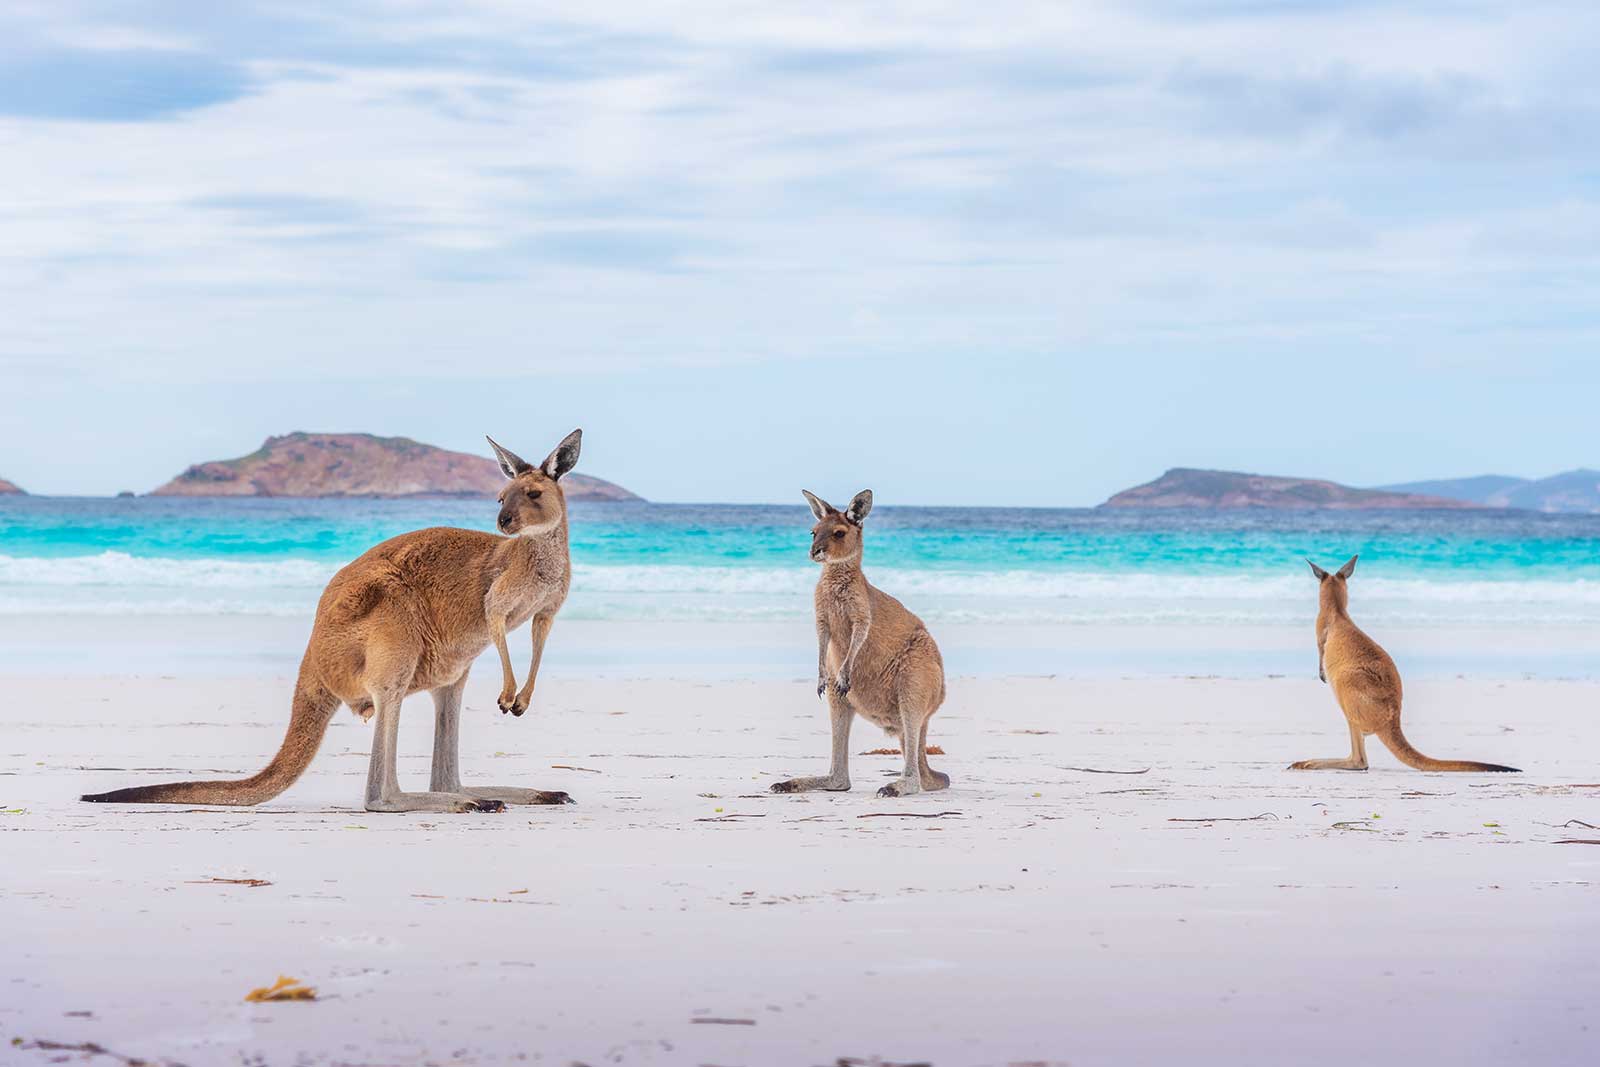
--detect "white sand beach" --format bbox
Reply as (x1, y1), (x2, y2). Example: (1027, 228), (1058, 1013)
(4, 646), (1597, 1066)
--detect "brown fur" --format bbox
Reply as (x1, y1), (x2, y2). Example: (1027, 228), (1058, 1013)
(1292, 555), (1518, 773)
(771, 489), (949, 798)
(82, 431), (586, 811)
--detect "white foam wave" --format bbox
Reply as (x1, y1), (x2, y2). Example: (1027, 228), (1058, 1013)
(3, 553), (1599, 623)
(0, 551), (336, 589)
(573, 565), (1600, 606)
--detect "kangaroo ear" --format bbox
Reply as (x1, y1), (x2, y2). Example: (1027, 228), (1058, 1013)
(486, 435), (532, 479)
(845, 489), (873, 525)
(1336, 554), (1358, 580)
(801, 490), (834, 521)
(541, 428), (582, 481)
(1306, 559), (1330, 581)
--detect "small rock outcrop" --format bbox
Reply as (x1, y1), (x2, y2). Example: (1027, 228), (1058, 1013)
(149, 433), (639, 500)
(1101, 468), (1479, 510)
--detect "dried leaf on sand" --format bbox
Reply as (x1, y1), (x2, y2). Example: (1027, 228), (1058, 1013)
(244, 975), (317, 1002)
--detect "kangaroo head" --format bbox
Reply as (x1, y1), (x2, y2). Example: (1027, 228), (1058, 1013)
(802, 488), (872, 564)
(487, 429), (582, 537)
(1306, 554), (1358, 611)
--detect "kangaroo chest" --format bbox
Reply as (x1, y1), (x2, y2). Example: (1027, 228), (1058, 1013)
(497, 570), (568, 631)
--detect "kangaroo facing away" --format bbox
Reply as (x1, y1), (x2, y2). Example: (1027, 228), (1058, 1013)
(1292, 555), (1518, 773)
(771, 489), (949, 799)
(82, 430), (587, 813)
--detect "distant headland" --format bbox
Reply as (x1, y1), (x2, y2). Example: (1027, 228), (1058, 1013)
(1100, 468), (1478, 510)
(149, 432), (640, 501)
(0, 476), (25, 495)
(1380, 470), (1600, 513)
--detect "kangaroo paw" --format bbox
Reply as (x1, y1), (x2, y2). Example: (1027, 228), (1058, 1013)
(462, 787), (573, 806)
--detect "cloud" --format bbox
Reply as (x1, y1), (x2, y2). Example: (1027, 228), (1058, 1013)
(189, 193), (368, 226)
(1167, 63), (1600, 162)
(0, 0), (1596, 386)
(0, 45), (251, 120)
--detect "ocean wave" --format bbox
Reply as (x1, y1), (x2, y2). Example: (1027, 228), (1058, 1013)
(0, 551), (336, 589)
(4, 553), (1600, 622)
(571, 564), (1600, 606)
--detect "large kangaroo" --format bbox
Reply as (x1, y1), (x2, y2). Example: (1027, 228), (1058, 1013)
(1292, 555), (1518, 773)
(771, 489), (949, 798)
(82, 430), (586, 813)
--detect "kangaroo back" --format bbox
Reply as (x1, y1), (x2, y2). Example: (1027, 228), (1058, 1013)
(82, 671), (339, 805)
(1375, 724), (1519, 773)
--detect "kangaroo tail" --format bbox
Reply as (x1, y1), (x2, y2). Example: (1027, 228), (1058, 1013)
(1377, 725), (1519, 773)
(82, 678), (340, 805)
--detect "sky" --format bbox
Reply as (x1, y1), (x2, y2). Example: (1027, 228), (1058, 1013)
(2, 1), (1597, 505)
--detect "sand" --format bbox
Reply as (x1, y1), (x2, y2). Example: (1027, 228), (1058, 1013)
(3, 665), (1598, 1066)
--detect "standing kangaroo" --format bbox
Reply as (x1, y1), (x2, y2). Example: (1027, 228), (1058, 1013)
(771, 489), (949, 799)
(1292, 555), (1518, 773)
(82, 430), (586, 813)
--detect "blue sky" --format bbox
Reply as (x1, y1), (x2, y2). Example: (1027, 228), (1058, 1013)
(2, 1), (1597, 504)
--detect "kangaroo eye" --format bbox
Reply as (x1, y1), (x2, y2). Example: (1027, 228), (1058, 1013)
(832, 529), (845, 539)
(527, 490), (542, 500)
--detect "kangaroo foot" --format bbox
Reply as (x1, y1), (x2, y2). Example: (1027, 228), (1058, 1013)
(770, 775), (850, 794)
(365, 791), (506, 814)
(1288, 758), (1368, 771)
(462, 786), (573, 806)
(918, 769), (951, 791)
(877, 776), (923, 798)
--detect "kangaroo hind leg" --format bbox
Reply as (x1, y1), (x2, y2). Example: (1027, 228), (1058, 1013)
(772, 691), (854, 794)
(365, 687), (505, 813)
(1289, 717), (1369, 771)
(916, 719), (949, 791)
(428, 679), (572, 805)
(878, 692), (935, 799)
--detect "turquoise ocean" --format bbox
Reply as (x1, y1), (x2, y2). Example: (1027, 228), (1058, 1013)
(3, 497), (1598, 629)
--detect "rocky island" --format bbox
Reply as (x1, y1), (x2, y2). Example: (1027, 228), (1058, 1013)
(149, 433), (639, 500)
(1101, 468), (1478, 510)
(0, 476), (25, 495)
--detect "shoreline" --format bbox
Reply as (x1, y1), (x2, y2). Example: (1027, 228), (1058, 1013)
(1, 613), (1594, 681)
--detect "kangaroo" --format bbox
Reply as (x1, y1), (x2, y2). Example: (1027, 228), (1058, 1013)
(771, 489), (949, 798)
(82, 430), (587, 813)
(1292, 555), (1518, 773)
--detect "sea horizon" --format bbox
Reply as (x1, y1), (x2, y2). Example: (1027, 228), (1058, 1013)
(3, 496), (1597, 681)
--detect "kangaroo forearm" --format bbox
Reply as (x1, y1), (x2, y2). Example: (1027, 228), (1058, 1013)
(815, 622), (831, 690)
(515, 616), (553, 702)
(491, 618), (517, 690)
(841, 622), (870, 677)
(846, 623), (870, 665)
